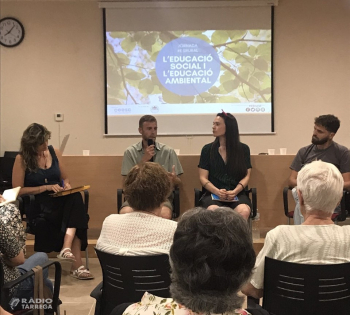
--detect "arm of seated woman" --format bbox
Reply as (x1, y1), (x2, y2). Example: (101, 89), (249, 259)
(54, 148), (72, 190)
(4, 249), (25, 267)
(199, 168), (227, 199)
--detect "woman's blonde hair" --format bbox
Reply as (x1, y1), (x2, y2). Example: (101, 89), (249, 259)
(20, 123), (51, 172)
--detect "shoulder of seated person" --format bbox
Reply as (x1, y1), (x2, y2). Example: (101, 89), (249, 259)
(202, 142), (214, 150)
(240, 142), (250, 149)
(333, 141), (349, 152)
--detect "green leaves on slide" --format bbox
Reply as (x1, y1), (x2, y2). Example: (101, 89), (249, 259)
(106, 30), (271, 104)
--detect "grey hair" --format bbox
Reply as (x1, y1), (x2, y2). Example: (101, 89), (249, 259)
(297, 160), (343, 214)
(169, 207), (255, 313)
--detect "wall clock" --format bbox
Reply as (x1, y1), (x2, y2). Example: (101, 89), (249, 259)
(0, 17), (25, 47)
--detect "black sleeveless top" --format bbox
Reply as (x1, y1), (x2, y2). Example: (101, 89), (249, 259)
(24, 145), (61, 187)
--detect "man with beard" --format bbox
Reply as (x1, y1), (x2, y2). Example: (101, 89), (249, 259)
(288, 114), (350, 224)
(120, 115), (183, 219)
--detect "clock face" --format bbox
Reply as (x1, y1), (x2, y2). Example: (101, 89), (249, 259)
(0, 18), (25, 47)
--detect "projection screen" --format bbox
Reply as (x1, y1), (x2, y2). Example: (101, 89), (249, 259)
(101, 1), (276, 135)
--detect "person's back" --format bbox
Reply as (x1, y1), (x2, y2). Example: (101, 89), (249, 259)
(97, 162), (177, 256)
(243, 160), (348, 299)
(251, 224), (350, 290)
(96, 212), (177, 255)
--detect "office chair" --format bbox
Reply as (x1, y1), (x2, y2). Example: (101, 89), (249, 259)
(261, 257), (350, 315)
(1, 260), (62, 314)
(90, 249), (171, 315)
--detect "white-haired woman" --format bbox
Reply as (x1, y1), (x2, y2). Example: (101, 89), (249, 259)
(243, 160), (349, 299)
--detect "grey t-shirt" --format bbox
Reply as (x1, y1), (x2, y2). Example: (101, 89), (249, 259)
(290, 142), (350, 173)
(121, 141), (183, 176)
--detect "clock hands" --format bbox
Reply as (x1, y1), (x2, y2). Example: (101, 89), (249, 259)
(5, 25), (15, 36)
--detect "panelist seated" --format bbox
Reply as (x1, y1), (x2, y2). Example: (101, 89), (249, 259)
(242, 161), (350, 299)
(113, 207), (256, 315)
(97, 162), (177, 256)
(198, 112), (252, 220)
(120, 115), (183, 220)
(12, 123), (93, 280)
(288, 114), (350, 224)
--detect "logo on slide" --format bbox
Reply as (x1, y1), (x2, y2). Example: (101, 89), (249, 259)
(156, 37), (220, 96)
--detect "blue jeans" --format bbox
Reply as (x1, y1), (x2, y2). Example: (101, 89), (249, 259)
(14, 252), (53, 302)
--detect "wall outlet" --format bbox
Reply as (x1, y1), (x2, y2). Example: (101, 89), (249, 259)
(55, 113), (64, 122)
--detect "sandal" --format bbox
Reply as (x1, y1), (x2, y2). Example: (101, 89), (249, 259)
(57, 248), (76, 261)
(70, 265), (94, 280)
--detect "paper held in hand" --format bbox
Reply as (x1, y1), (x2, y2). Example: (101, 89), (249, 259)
(51, 185), (90, 197)
(211, 193), (239, 202)
(0, 186), (21, 206)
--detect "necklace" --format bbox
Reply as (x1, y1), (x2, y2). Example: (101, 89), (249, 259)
(38, 152), (48, 169)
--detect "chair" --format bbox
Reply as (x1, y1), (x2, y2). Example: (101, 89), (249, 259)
(194, 187), (257, 219)
(283, 187), (349, 224)
(117, 187), (180, 219)
(261, 257), (350, 315)
(18, 190), (90, 269)
(0, 156), (16, 193)
(1, 260), (62, 314)
(4, 151), (19, 158)
(90, 248), (171, 315)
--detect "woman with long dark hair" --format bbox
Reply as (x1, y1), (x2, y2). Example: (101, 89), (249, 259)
(198, 112), (252, 219)
(12, 123), (94, 279)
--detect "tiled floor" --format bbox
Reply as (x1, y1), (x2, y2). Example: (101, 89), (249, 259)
(52, 258), (102, 315)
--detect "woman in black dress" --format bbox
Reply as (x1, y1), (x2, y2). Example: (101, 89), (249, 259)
(198, 112), (252, 220)
(12, 123), (94, 279)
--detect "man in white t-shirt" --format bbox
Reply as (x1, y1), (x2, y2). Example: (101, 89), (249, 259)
(242, 160), (350, 299)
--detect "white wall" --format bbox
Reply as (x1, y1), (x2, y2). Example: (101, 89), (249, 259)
(0, 0), (349, 156)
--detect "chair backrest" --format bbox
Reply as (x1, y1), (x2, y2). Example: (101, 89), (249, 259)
(95, 248), (171, 315)
(263, 257), (350, 315)
(4, 151), (19, 158)
(0, 157), (16, 192)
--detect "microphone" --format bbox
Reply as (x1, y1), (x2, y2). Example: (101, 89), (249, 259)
(147, 139), (154, 162)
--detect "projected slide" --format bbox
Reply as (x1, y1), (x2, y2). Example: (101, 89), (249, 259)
(106, 30), (271, 116)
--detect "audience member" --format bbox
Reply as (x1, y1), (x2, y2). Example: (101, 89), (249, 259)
(243, 161), (350, 299)
(120, 115), (183, 219)
(12, 123), (93, 280)
(198, 111), (252, 219)
(113, 207), (256, 315)
(288, 114), (350, 224)
(0, 203), (52, 309)
(97, 162), (177, 255)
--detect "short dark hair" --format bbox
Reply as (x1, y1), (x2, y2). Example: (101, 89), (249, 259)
(314, 115), (340, 133)
(170, 208), (255, 313)
(139, 115), (157, 128)
(124, 162), (171, 211)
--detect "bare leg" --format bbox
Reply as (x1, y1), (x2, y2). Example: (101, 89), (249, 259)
(71, 236), (83, 270)
(160, 206), (172, 220)
(235, 204), (251, 220)
(62, 227), (76, 250)
(207, 205), (219, 211)
(70, 235), (94, 279)
(119, 206), (133, 214)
